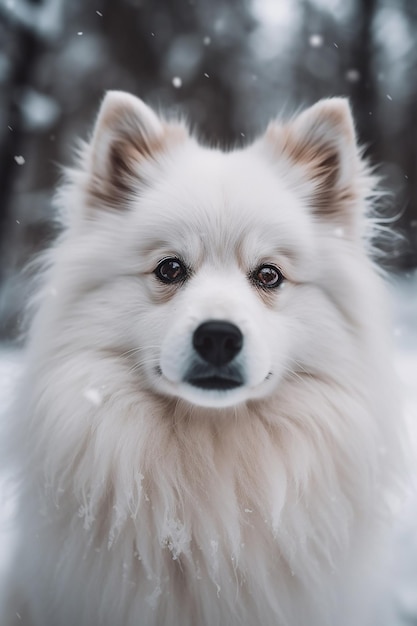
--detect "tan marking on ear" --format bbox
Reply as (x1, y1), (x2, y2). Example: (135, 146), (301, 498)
(266, 123), (357, 220)
(86, 123), (187, 211)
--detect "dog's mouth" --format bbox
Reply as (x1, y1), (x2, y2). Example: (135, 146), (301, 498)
(187, 375), (243, 391)
(184, 362), (244, 392)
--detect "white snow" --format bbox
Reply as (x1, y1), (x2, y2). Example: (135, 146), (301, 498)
(146, 582), (162, 608)
(13, 156), (25, 165)
(0, 273), (416, 622)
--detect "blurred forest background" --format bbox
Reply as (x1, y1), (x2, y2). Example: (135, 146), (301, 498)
(0, 0), (417, 338)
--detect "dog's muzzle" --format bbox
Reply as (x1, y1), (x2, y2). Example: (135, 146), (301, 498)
(185, 320), (244, 391)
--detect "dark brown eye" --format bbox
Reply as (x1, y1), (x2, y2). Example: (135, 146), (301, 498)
(253, 264), (284, 289)
(155, 258), (187, 284)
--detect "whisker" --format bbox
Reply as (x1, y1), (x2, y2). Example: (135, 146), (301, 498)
(118, 346), (161, 359)
(128, 358), (160, 374)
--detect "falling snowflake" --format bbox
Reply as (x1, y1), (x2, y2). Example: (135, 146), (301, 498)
(14, 156), (25, 165)
(345, 69), (360, 83)
(309, 34), (323, 48)
(203, 36), (211, 45)
(172, 76), (182, 88)
(83, 387), (102, 406)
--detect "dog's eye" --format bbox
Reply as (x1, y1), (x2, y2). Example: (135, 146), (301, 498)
(253, 264), (284, 289)
(155, 258), (187, 284)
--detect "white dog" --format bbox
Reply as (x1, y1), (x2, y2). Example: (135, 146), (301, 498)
(5, 92), (403, 626)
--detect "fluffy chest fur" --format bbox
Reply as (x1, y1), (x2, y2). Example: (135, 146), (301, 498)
(14, 349), (395, 626)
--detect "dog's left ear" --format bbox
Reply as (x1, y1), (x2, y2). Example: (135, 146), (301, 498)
(264, 99), (366, 225)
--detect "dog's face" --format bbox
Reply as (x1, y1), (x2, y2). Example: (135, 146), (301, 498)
(131, 150), (315, 408)
(69, 92), (368, 409)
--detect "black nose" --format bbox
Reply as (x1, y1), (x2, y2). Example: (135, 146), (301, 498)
(193, 321), (243, 367)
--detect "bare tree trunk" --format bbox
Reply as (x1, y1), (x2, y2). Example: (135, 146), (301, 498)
(348, 0), (378, 150)
(0, 0), (45, 285)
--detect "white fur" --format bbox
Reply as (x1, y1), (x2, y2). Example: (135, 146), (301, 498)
(4, 93), (404, 626)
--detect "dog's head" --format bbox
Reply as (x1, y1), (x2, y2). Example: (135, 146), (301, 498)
(60, 91), (374, 410)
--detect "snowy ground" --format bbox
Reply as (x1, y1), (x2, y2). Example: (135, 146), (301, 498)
(0, 347), (21, 618)
(0, 272), (416, 624)
(384, 272), (417, 625)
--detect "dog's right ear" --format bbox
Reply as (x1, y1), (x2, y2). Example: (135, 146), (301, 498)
(86, 91), (185, 208)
